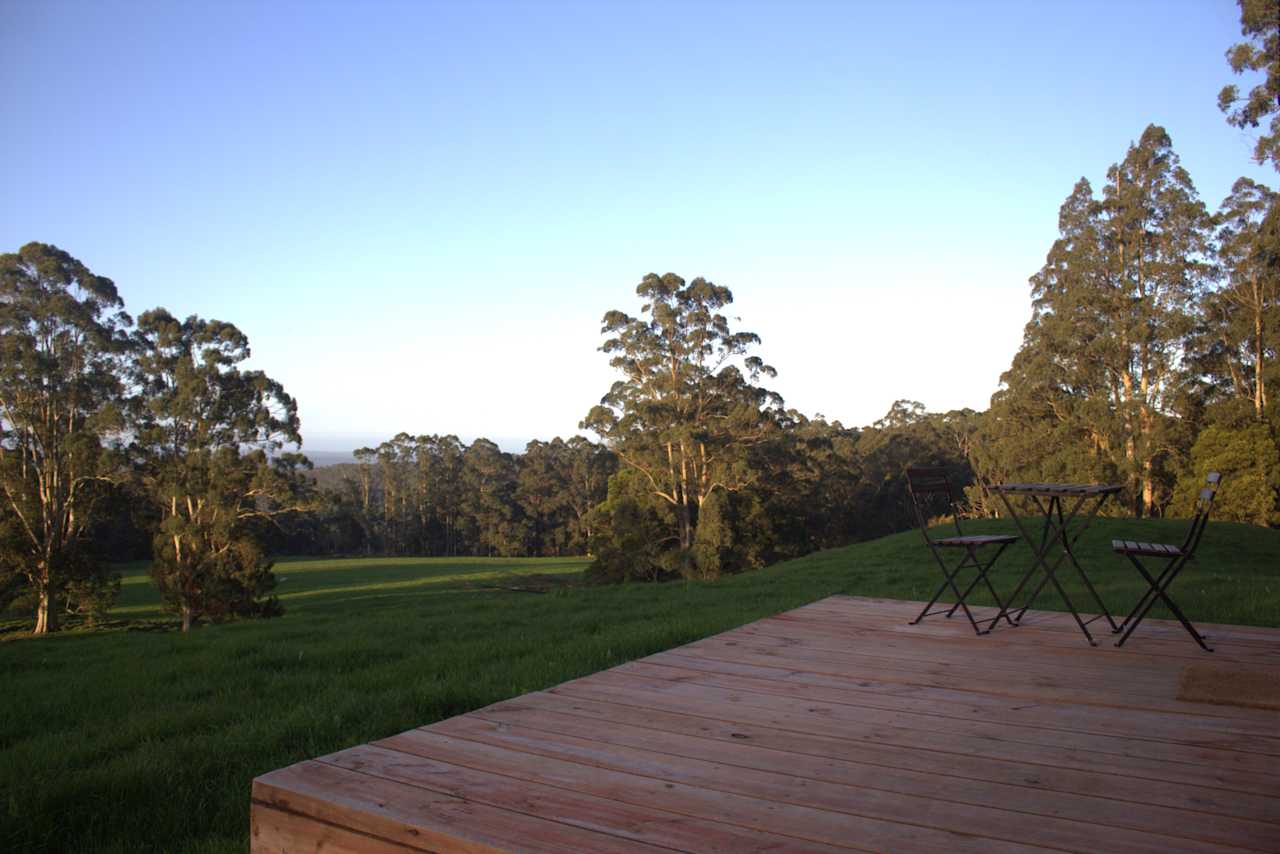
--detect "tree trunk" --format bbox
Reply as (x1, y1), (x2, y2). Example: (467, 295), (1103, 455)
(181, 606), (193, 633)
(1256, 310), (1266, 419)
(34, 586), (56, 635)
(1141, 458), (1156, 518)
(1124, 434), (1141, 517)
(1139, 404), (1156, 517)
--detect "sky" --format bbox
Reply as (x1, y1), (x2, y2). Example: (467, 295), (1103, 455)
(2, 0), (1272, 453)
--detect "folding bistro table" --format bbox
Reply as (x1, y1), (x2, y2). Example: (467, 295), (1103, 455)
(985, 482), (1123, 645)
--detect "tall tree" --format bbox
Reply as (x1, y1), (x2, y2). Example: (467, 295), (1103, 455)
(582, 273), (782, 554)
(461, 438), (526, 556)
(1219, 0), (1280, 171)
(131, 309), (309, 631)
(1100, 125), (1213, 513)
(560, 436), (616, 552)
(993, 127), (1213, 516)
(1203, 178), (1279, 417)
(0, 243), (130, 633)
(516, 439), (571, 556)
(421, 434), (466, 556)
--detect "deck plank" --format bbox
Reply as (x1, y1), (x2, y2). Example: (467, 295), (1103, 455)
(375, 730), (1053, 854)
(474, 691), (1280, 826)
(549, 673), (1280, 793)
(250, 596), (1280, 852)
(623, 658), (1280, 751)
(432, 712), (1273, 853)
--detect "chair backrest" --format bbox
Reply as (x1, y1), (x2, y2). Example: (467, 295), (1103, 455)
(1179, 471), (1222, 556)
(905, 467), (964, 544)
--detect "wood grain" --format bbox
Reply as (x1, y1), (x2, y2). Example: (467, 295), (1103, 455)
(250, 596), (1280, 852)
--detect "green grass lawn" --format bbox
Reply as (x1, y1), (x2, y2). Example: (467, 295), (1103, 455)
(2, 518), (1278, 853)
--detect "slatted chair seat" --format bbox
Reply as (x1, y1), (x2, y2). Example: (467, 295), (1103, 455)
(1111, 472), (1222, 652)
(905, 467), (1017, 635)
(937, 534), (1019, 547)
(1112, 540), (1184, 558)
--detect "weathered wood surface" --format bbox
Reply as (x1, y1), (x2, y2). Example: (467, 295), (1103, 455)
(251, 596), (1280, 853)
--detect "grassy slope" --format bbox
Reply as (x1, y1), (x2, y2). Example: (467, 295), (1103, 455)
(1, 518), (1277, 853)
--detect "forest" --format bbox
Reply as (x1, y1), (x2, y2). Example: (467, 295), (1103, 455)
(2, 4), (1278, 635)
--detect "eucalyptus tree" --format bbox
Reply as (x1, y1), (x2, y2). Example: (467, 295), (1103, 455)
(376, 433), (417, 554)
(352, 446), (378, 552)
(512, 436), (615, 556)
(461, 438), (526, 556)
(1219, 0), (1280, 170)
(131, 308), (310, 631)
(561, 436), (616, 552)
(998, 127), (1213, 515)
(1202, 178), (1279, 417)
(0, 243), (131, 633)
(516, 439), (572, 555)
(582, 273), (783, 555)
(1099, 126), (1213, 512)
(420, 434), (466, 555)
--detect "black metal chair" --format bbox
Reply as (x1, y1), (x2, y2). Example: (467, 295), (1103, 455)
(905, 467), (1018, 635)
(1111, 472), (1222, 652)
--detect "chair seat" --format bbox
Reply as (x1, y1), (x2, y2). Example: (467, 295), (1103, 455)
(1112, 539), (1184, 558)
(935, 534), (1018, 547)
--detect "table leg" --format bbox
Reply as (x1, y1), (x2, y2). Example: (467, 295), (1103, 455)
(1014, 493), (1117, 630)
(1015, 495), (1062, 617)
(983, 491), (1050, 632)
(987, 491), (1116, 644)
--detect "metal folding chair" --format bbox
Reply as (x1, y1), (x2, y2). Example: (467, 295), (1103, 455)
(1111, 472), (1222, 652)
(906, 467), (1017, 635)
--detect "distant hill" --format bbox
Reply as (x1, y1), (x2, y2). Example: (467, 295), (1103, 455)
(303, 450), (356, 467)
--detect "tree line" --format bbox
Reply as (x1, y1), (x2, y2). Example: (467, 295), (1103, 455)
(300, 434), (618, 558)
(281, 398), (983, 581)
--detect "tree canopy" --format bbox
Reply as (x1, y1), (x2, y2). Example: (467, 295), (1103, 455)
(1219, 0), (1280, 171)
(0, 243), (131, 633)
(131, 308), (309, 630)
(582, 273), (783, 566)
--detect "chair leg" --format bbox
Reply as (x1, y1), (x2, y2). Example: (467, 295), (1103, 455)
(946, 544), (1014, 627)
(1116, 555), (1212, 652)
(912, 546), (1007, 636)
(945, 547), (980, 618)
(909, 550), (966, 626)
(943, 548), (985, 631)
(1114, 556), (1167, 633)
(911, 549), (980, 631)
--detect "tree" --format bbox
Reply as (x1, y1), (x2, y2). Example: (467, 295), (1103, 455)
(582, 273), (783, 558)
(131, 308), (310, 631)
(461, 438), (527, 556)
(690, 487), (734, 579)
(560, 436), (616, 552)
(420, 434), (467, 556)
(0, 243), (130, 633)
(873, 399), (927, 430)
(1199, 178), (1279, 418)
(992, 127), (1213, 516)
(585, 468), (674, 583)
(1219, 0), (1280, 171)
(1099, 126), (1213, 513)
(1171, 421), (1280, 525)
(516, 439), (571, 556)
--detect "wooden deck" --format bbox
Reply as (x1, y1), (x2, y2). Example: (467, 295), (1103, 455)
(251, 596), (1280, 853)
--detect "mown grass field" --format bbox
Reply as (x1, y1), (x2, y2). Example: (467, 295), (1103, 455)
(2, 518), (1278, 853)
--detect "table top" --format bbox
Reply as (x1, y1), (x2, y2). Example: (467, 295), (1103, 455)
(994, 482), (1124, 497)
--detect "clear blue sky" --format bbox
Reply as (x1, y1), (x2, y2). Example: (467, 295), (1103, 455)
(2, 0), (1270, 452)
